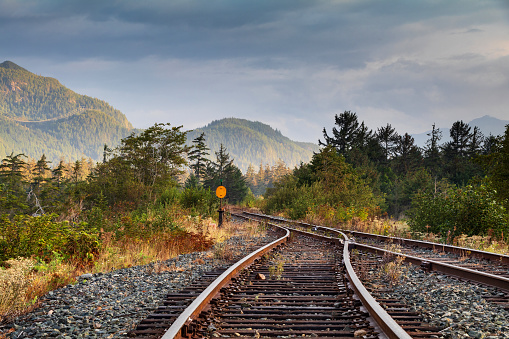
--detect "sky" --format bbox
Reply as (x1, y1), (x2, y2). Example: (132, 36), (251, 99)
(1, 0), (509, 143)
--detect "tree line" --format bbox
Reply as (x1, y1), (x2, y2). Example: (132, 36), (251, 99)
(0, 125), (259, 220)
(263, 110), (509, 240)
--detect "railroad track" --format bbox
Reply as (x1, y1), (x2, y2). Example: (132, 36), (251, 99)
(243, 212), (509, 292)
(128, 212), (453, 338)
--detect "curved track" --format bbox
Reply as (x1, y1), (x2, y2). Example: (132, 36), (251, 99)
(244, 212), (509, 292)
(130, 212), (417, 338)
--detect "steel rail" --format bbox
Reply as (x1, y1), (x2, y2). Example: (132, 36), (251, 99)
(351, 242), (509, 291)
(341, 229), (509, 265)
(244, 212), (509, 284)
(161, 222), (290, 339)
(240, 212), (413, 339)
(341, 233), (412, 339)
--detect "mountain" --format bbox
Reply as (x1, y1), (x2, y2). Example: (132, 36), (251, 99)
(0, 61), (134, 163)
(411, 115), (509, 148)
(186, 118), (320, 173)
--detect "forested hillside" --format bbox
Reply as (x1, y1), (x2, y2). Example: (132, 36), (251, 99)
(0, 61), (134, 162)
(186, 118), (320, 173)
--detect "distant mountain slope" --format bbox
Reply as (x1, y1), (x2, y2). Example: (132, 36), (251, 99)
(412, 115), (509, 148)
(186, 118), (320, 173)
(0, 61), (134, 162)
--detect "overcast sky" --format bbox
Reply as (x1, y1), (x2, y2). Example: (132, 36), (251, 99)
(2, 0), (509, 143)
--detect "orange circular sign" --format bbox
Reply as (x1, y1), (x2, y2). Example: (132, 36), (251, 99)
(216, 185), (226, 198)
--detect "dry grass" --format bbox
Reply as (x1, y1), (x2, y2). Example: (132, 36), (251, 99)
(0, 214), (267, 324)
(378, 243), (406, 286)
(211, 220), (267, 260)
(335, 217), (509, 255)
(453, 234), (509, 255)
(0, 258), (36, 323)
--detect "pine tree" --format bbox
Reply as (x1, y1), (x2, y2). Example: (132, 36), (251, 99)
(393, 133), (422, 174)
(203, 144), (248, 203)
(320, 110), (373, 163)
(188, 132), (210, 182)
(0, 152), (27, 188)
(52, 160), (66, 188)
(423, 123), (442, 178)
(376, 123), (399, 164)
(480, 125), (509, 208)
(0, 152), (28, 214)
(34, 154), (51, 178)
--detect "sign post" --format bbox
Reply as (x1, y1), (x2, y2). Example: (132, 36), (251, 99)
(215, 185), (226, 227)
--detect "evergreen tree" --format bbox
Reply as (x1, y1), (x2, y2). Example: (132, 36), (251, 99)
(376, 123), (399, 164)
(184, 174), (201, 189)
(0, 152), (27, 188)
(34, 154), (51, 179)
(423, 123), (442, 178)
(204, 144), (248, 203)
(443, 120), (481, 185)
(320, 111), (372, 162)
(188, 132), (210, 182)
(117, 123), (189, 187)
(469, 126), (484, 156)
(446, 120), (472, 158)
(0, 152), (28, 214)
(52, 160), (66, 188)
(479, 125), (509, 208)
(393, 133), (422, 174)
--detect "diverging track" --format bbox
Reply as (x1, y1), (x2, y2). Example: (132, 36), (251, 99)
(130, 212), (418, 339)
(202, 234), (377, 338)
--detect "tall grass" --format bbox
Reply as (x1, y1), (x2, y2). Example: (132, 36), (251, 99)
(0, 258), (36, 322)
(0, 207), (267, 323)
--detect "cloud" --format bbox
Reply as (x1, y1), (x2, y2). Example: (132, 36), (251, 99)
(1, 0), (508, 143)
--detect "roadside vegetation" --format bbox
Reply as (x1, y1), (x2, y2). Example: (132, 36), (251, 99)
(0, 124), (253, 323)
(1, 113), (509, 323)
(262, 111), (509, 252)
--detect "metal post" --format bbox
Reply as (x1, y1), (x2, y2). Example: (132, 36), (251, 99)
(218, 198), (224, 227)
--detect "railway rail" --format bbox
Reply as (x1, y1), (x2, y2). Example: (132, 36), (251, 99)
(129, 212), (454, 338)
(243, 212), (509, 292)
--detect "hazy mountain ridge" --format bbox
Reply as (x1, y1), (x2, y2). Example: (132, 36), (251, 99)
(412, 115), (509, 148)
(0, 61), (134, 163)
(187, 118), (320, 173)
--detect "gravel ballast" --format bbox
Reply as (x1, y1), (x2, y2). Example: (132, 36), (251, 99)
(2, 231), (279, 338)
(361, 256), (509, 339)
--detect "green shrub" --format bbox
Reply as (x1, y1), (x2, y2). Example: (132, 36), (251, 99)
(156, 187), (180, 207)
(0, 214), (100, 263)
(179, 186), (218, 217)
(408, 184), (509, 239)
(113, 207), (183, 240)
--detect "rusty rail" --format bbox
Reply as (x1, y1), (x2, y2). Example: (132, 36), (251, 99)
(161, 222), (290, 339)
(244, 211), (509, 291)
(351, 242), (509, 291)
(253, 215), (413, 339)
(342, 229), (509, 265)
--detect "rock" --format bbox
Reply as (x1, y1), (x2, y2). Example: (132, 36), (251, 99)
(79, 273), (93, 280)
(468, 330), (483, 339)
(354, 329), (367, 337)
(255, 273), (266, 280)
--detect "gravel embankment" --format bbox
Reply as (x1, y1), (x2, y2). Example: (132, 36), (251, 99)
(2, 231), (279, 339)
(362, 258), (509, 339)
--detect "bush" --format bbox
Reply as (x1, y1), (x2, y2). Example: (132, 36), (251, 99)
(408, 184), (509, 239)
(179, 186), (218, 217)
(0, 214), (100, 263)
(156, 187), (180, 207)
